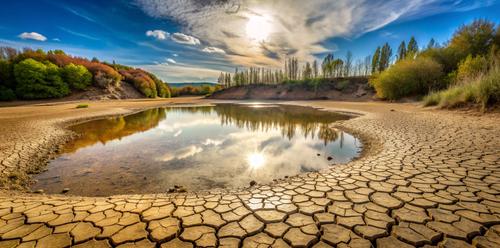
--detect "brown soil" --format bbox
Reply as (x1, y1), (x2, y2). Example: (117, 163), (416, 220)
(209, 78), (375, 101)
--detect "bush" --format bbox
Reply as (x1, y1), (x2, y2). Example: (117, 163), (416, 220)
(14, 59), (70, 99)
(119, 69), (157, 98)
(423, 66), (500, 110)
(86, 63), (121, 88)
(0, 85), (16, 101)
(76, 104), (89, 108)
(0, 60), (15, 89)
(149, 74), (171, 98)
(62, 63), (92, 90)
(476, 67), (500, 109)
(455, 55), (488, 82)
(47, 52), (121, 88)
(370, 57), (444, 100)
(422, 91), (441, 106)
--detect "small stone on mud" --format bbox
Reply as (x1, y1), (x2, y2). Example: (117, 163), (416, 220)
(34, 189), (44, 194)
(316, 153), (320, 156)
(168, 188), (175, 193)
(143, 176), (147, 180)
(390, 109), (395, 112)
(284, 176), (289, 178)
(62, 188), (70, 193)
(327, 156), (333, 161)
(174, 185), (180, 189)
(250, 180), (257, 186)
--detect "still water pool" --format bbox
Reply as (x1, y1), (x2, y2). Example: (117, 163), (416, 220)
(33, 104), (361, 196)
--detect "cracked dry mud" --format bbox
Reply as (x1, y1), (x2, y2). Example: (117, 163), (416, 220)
(0, 99), (499, 248)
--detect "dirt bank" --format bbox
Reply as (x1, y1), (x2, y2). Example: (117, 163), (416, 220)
(209, 77), (375, 101)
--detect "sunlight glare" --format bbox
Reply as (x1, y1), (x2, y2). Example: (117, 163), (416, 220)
(247, 152), (266, 168)
(246, 15), (272, 42)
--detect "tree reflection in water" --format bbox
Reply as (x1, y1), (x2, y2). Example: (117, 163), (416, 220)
(66, 104), (349, 152)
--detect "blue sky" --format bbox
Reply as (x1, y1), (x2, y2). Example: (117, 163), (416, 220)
(1, 0), (499, 83)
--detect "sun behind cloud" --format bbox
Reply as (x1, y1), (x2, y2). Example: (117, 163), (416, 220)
(246, 14), (273, 42)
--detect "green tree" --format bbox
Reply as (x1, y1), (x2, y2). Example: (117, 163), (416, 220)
(14, 58), (70, 99)
(449, 19), (496, 57)
(426, 38), (437, 49)
(312, 60), (318, 78)
(371, 47), (381, 74)
(62, 63), (92, 90)
(378, 43), (392, 72)
(303, 62), (312, 79)
(397, 41), (407, 61)
(322, 54), (334, 77)
(407, 37), (419, 57)
(344, 51), (353, 76)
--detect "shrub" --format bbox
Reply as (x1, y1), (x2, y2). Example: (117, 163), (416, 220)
(47, 52), (121, 88)
(455, 55), (488, 82)
(86, 63), (121, 88)
(0, 60), (15, 89)
(119, 69), (157, 98)
(62, 63), (92, 90)
(335, 80), (350, 91)
(14, 59), (70, 99)
(76, 104), (89, 108)
(476, 67), (500, 109)
(370, 57), (444, 100)
(149, 74), (171, 98)
(423, 65), (500, 110)
(0, 85), (16, 101)
(422, 91), (441, 106)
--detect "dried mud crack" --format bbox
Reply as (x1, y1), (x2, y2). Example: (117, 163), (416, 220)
(0, 99), (499, 248)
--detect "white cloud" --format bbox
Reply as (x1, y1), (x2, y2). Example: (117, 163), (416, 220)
(18, 32), (47, 41)
(166, 58), (176, 64)
(146, 29), (170, 40)
(203, 138), (224, 146)
(53, 38), (61, 42)
(173, 53), (178, 57)
(136, 0), (493, 67)
(140, 62), (225, 82)
(171, 32), (200, 45)
(202, 46), (226, 54)
(173, 130), (183, 137)
(158, 145), (203, 162)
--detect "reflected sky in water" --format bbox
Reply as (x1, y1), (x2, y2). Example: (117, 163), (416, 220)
(33, 104), (361, 196)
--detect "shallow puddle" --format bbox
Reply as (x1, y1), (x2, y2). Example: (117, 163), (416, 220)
(33, 103), (361, 196)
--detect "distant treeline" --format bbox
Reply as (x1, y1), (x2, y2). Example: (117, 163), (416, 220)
(170, 84), (223, 97)
(0, 48), (171, 100)
(217, 52), (371, 88)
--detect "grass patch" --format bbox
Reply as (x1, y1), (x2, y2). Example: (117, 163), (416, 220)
(423, 66), (500, 110)
(76, 104), (89, 109)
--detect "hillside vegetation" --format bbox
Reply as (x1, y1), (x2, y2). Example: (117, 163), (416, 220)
(0, 48), (170, 101)
(370, 19), (500, 110)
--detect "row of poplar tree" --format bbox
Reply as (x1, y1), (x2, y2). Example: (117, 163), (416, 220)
(218, 36), (429, 88)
